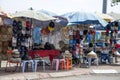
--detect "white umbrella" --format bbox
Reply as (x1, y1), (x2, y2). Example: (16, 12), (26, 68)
(96, 12), (114, 22)
(108, 12), (120, 21)
(11, 10), (56, 21)
(0, 7), (12, 18)
(37, 10), (68, 27)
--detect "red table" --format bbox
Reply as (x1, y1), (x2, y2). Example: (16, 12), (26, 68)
(29, 50), (60, 62)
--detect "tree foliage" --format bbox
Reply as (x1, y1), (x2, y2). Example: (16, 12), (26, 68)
(111, 0), (120, 6)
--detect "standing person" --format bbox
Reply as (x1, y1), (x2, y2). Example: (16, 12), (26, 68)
(73, 42), (83, 65)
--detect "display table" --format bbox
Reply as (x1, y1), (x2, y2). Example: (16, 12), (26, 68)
(29, 50), (60, 62)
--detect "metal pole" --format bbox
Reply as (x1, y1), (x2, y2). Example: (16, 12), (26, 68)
(102, 0), (107, 13)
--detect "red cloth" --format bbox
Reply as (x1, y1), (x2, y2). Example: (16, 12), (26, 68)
(26, 21), (30, 27)
(115, 44), (120, 48)
(114, 29), (118, 34)
(7, 50), (13, 54)
(106, 29), (110, 33)
(29, 50), (60, 62)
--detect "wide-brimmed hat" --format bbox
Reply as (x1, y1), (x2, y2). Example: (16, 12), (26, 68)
(88, 51), (96, 54)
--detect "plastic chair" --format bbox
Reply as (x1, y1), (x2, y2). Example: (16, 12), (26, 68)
(33, 59), (46, 72)
(61, 60), (66, 69)
(52, 59), (66, 71)
(5, 50), (22, 72)
(22, 60), (34, 73)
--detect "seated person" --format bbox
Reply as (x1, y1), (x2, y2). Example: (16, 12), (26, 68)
(100, 46), (110, 64)
(44, 42), (55, 50)
(58, 40), (69, 53)
(88, 43), (93, 52)
(87, 51), (98, 67)
(112, 47), (120, 63)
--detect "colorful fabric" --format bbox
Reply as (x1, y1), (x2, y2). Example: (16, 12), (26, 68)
(33, 27), (41, 44)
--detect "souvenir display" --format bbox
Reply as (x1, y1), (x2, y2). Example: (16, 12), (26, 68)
(12, 20), (33, 59)
(0, 25), (12, 54)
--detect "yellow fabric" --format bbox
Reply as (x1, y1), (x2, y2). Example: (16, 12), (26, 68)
(48, 26), (54, 31)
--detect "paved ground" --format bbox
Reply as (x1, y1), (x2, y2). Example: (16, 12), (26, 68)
(44, 74), (120, 80)
(0, 60), (120, 80)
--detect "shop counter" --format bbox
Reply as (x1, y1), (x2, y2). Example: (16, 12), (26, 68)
(29, 50), (60, 62)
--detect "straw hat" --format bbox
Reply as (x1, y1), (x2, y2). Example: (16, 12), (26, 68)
(87, 51), (97, 58)
(88, 51), (96, 54)
(65, 50), (70, 54)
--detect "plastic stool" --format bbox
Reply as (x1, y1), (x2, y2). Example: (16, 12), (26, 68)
(65, 58), (72, 70)
(22, 60), (34, 73)
(34, 60), (46, 72)
(60, 59), (66, 70)
(52, 59), (66, 71)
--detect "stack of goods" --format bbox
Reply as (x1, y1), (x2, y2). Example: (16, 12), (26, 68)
(10, 49), (21, 62)
(12, 20), (32, 48)
(12, 20), (32, 59)
(0, 25), (12, 41)
(63, 50), (72, 59)
(106, 21), (119, 46)
(0, 25), (12, 54)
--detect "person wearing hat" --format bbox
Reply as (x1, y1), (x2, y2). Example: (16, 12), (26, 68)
(87, 51), (98, 67)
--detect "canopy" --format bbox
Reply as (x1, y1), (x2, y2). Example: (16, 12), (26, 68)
(11, 10), (56, 21)
(0, 7), (12, 18)
(37, 10), (68, 27)
(62, 11), (108, 27)
(108, 12), (120, 21)
(96, 12), (114, 22)
(38, 9), (58, 16)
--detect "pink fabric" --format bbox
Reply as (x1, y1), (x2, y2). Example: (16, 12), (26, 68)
(52, 59), (66, 71)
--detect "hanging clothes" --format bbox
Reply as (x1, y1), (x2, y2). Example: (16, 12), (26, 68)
(87, 34), (92, 43)
(118, 26), (120, 31)
(95, 31), (101, 41)
(32, 27), (41, 45)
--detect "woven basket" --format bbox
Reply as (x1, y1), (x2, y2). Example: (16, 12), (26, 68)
(1, 26), (7, 34)
(7, 26), (13, 35)
(1, 35), (8, 41)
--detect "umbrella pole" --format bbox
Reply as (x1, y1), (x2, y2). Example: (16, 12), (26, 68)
(94, 25), (96, 52)
(29, 18), (32, 50)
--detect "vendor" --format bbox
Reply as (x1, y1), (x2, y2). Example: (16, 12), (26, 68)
(112, 47), (120, 63)
(44, 42), (55, 50)
(100, 46), (110, 64)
